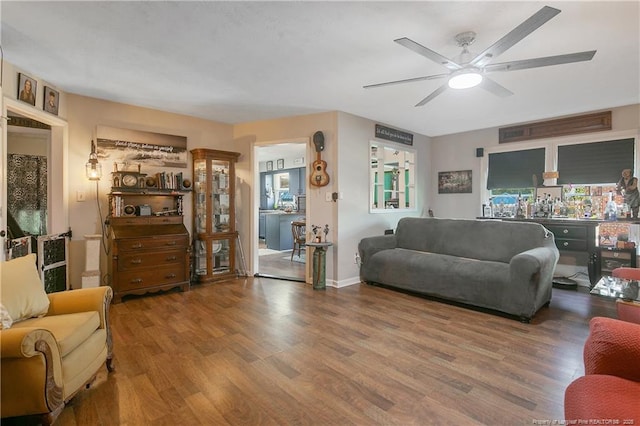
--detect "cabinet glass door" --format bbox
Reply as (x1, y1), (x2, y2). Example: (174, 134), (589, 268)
(194, 159), (207, 234)
(212, 159), (231, 233)
(212, 238), (232, 275)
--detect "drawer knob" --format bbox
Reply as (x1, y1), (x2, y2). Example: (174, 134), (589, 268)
(563, 242), (569, 247)
(130, 278), (143, 284)
(166, 241), (177, 246)
(166, 256), (177, 261)
(131, 243), (143, 249)
(563, 229), (569, 234)
(130, 259), (142, 264)
(166, 273), (176, 279)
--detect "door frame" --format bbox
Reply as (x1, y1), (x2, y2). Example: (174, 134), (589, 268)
(1, 97), (69, 261)
(252, 138), (310, 282)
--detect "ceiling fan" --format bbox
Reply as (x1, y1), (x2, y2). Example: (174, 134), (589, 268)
(364, 5), (596, 106)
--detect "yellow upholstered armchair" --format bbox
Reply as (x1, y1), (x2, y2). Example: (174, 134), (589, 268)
(0, 254), (114, 425)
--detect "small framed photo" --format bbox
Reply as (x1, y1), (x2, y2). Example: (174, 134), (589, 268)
(266, 161), (273, 171)
(277, 159), (284, 170)
(43, 86), (59, 115)
(17, 73), (37, 106)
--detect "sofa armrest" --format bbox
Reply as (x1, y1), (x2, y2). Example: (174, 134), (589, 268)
(358, 234), (397, 264)
(584, 317), (640, 381)
(509, 246), (558, 280)
(46, 286), (113, 329)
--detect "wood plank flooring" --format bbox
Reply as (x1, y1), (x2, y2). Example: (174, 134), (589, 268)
(53, 279), (615, 425)
(258, 248), (305, 280)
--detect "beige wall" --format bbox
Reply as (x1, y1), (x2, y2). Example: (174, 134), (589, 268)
(429, 104), (640, 282)
(4, 59), (639, 290)
(234, 112), (338, 282)
(234, 111), (432, 286)
(66, 94), (235, 288)
(430, 104), (640, 220)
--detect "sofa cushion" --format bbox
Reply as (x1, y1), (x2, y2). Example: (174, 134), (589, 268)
(12, 311), (101, 357)
(366, 249), (511, 307)
(395, 217), (550, 263)
(0, 254), (50, 324)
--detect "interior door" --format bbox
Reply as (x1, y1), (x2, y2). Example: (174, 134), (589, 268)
(2, 97), (69, 262)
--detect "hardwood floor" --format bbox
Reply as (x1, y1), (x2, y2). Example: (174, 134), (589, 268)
(51, 279), (614, 425)
(258, 246), (305, 281)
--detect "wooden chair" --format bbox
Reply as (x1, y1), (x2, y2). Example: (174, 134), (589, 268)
(291, 221), (306, 261)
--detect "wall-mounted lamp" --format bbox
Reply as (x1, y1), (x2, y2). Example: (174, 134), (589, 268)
(85, 140), (102, 181)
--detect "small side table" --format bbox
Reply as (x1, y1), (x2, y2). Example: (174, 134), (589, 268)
(306, 242), (333, 290)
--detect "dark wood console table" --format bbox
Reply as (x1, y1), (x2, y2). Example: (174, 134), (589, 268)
(501, 218), (602, 286)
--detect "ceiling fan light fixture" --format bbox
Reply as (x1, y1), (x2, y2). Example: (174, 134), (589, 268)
(448, 69), (483, 89)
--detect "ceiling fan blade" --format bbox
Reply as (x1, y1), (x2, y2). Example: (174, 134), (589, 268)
(395, 37), (463, 71)
(484, 50), (597, 73)
(479, 77), (513, 97)
(470, 6), (561, 68)
(363, 73), (448, 89)
(415, 83), (449, 107)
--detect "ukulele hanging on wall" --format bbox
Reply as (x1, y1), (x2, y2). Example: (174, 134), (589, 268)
(310, 131), (330, 187)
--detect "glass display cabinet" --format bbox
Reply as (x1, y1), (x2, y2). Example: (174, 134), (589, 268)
(191, 148), (241, 283)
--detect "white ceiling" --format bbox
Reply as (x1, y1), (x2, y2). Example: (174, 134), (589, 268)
(2, 1), (638, 137)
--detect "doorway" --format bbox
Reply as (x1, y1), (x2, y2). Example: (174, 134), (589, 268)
(255, 141), (307, 281)
(1, 97), (68, 262)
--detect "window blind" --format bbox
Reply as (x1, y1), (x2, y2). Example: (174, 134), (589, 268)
(557, 138), (634, 185)
(487, 148), (545, 189)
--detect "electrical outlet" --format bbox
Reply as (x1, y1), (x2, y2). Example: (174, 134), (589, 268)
(77, 190), (86, 202)
(325, 192), (332, 202)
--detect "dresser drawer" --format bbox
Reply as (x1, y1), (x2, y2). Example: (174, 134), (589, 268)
(546, 225), (587, 240)
(149, 216), (184, 225)
(118, 249), (184, 271)
(555, 239), (587, 251)
(118, 235), (188, 252)
(117, 264), (187, 291)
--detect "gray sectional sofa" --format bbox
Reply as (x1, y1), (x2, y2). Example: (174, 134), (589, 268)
(358, 217), (560, 321)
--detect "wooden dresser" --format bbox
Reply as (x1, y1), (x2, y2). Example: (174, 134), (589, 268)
(109, 218), (189, 303)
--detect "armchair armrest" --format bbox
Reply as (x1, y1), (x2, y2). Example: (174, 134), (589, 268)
(584, 317), (640, 381)
(47, 286), (113, 329)
(0, 327), (64, 416)
(1, 327), (61, 362)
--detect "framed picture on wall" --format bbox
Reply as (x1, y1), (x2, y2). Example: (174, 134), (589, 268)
(17, 73), (37, 106)
(438, 170), (472, 194)
(277, 159), (284, 170)
(266, 161), (273, 171)
(43, 86), (59, 115)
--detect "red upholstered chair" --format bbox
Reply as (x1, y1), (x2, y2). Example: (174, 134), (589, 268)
(611, 267), (640, 324)
(564, 317), (640, 422)
(612, 266), (640, 280)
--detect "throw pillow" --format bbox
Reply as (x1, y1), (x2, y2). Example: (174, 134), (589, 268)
(0, 254), (50, 323)
(0, 303), (12, 329)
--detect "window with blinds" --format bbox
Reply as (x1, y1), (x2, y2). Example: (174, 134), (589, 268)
(487, 148), (546, 189)
(557, 138), (634, 185)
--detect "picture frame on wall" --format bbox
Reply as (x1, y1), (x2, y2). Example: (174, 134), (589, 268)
(266, 161), (273, 171)
(43, 86), (59, 116)
(17, 73), (37, 106)
(438, 170), (472, 194)
(277, 159), (284, 170)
